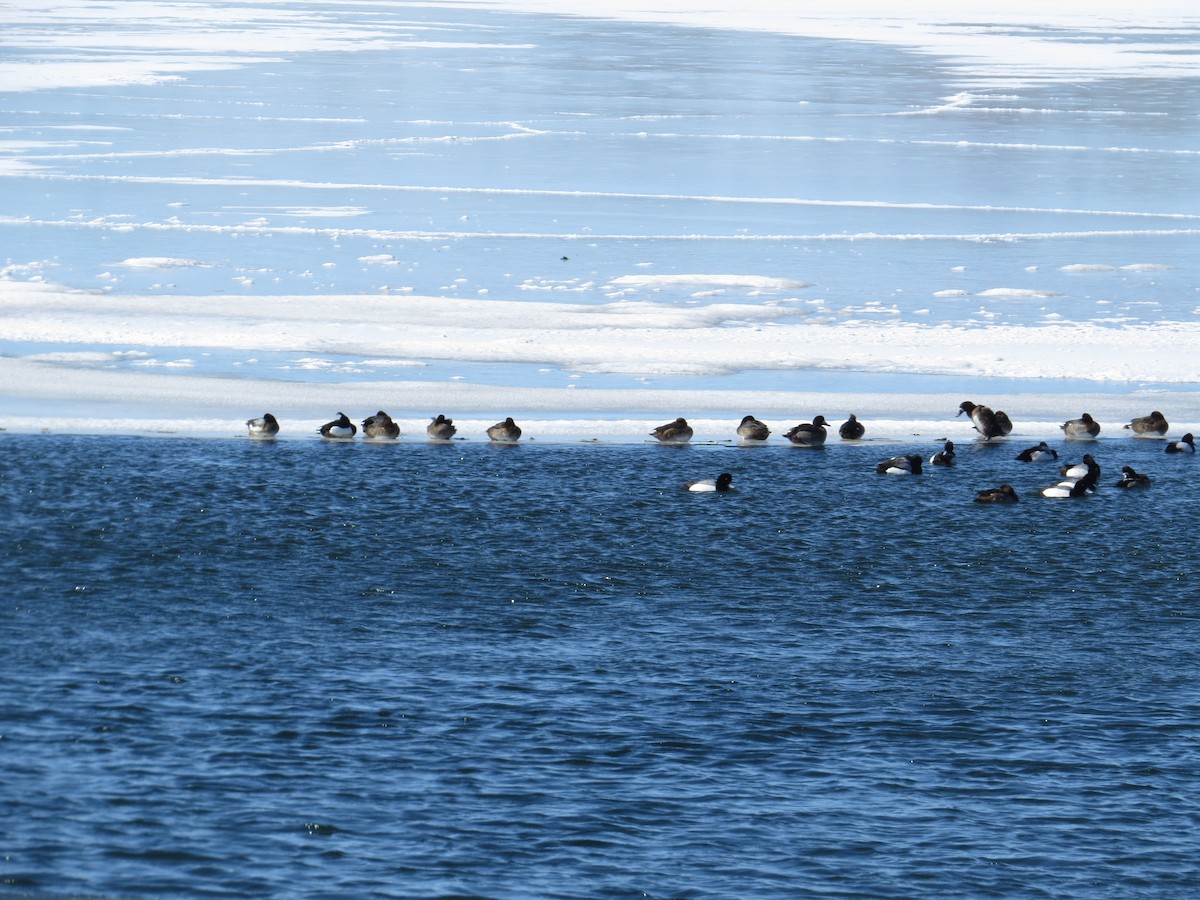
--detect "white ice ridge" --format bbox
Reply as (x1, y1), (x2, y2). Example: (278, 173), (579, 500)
(4, 281), (1200, 385)
(6, 178), (1198, 222)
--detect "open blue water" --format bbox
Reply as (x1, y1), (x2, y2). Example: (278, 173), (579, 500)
(4, 432), (1200, 897)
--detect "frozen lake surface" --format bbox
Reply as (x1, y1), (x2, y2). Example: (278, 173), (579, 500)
(2, 0), (1199, 439)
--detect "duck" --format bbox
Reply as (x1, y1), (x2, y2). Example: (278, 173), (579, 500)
(838, 414), (865, 440)
(486, 417), (522, 443)
(426, 414), (457, 441)
(975, 484), (1019, 504)
(930, 440), (956, 466)
(1125, 410), (1168, 436)
(1061, 412), (1100, 440)
(650, 417), (693, 443)
(958, 400), (1009, 441)
(876, 454), (923, 475)
(1114, 466), (1152, 489)
(1016, 441), (1057, 462)
(318, 412), (356, 439)
(1040, 478), (1097, 499)
(784, 415), (829, 447)
(1166, 433), (1196, 454)
(1059, 454), (1100, 481)
(246, 412), (279, 439)
(361, 410), (400, 439)
(684, 472), (734, 493)
(1043, 454), (1100, 497)
(736, 415), (771, 442)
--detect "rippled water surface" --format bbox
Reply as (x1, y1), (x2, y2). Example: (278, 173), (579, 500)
(3, 433), (1200, 897)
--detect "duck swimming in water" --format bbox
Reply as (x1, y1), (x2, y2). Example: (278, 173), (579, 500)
(246, 412), (279, 439)
(427, 414), (457, 441)
(1061, 412), (1100, 440)
(650, 417), (693, 443)
(1114, 466), (1152, 489)
(362, 410), (400, 439)
(930, 441), (955, 466)
(736, 415), (770, 442)
(838, 414), (865, 441)
(1059, 454), (1100, 481)
(684, 472), (734, 493)
(1165, 433), (1196, 454)
(318, 412), (356, 439)
(876, 454), (923, 475)
(785, 415), (829, 447)
(975, 484), (1019, 504)
(486, 417), (522, 443)
(1125, 410), (1168, 436)
(1043, 454), (1100, 497)
(958, 401), (1009, 441)
(1016, 441), (1057, 462)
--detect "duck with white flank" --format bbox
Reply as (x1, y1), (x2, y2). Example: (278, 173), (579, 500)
(785, 415), (830, 447)
(362, 410), (400, 439)
(1125, 410), (1168, 436)
(1042, 454), (1100, 497)
(1115, 466), (1152, 489)
(650, 417), (693, 443)
(318, 412), (356, 439)
(1016, 441), (1058, 462)
(1059, 454), (1100, 481)
(427, 414), (457, 441)
(975, 484), (1019, 504)
(876, 454), (923, 475)
(246, 412), (279, 439)
(839, 414), (865, 440)
(684, 472), (734, 493)
(1165, 433), (1196, 454)
(930, 441), (955, 466)
(1061, 412), (1101, 440)
(957, 401), (1011, 441)
(486, 417), (522, 443)
(736, 415), (771, 442)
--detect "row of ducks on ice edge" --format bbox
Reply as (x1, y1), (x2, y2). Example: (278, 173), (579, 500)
(246, 402), (1196, 451)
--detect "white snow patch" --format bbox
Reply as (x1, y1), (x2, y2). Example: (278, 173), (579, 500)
(116, 257), (209, 269)
(977, 288), (1063, 299)
(610, 274), (810, 290)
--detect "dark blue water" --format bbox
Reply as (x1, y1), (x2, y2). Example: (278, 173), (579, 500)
(3, 433), (1200, 898)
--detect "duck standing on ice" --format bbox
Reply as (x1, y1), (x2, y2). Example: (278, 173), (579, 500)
(650, 417), (693, 443)
(486, 417), (522, 443)
(427, 414), (457, 441)
(839, 414), (865, 440)
(958, 401), (1011, 441)
(736, 415), (770, 442)
(362, 410), (400, 439)
(318, 412), (356, 439)
(246, 413), (279, 439)
(785, 415), (829, 447)
(1061, 412), (1100, 440)
(1125, 411), (1168, 435)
